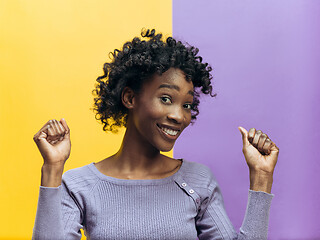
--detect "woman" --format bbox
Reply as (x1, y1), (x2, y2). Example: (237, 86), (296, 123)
(33, 29), (279, 239)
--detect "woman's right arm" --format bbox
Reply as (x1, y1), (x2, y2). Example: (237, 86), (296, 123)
(33, 119), (71, 187)
(32, 119), (82, 239)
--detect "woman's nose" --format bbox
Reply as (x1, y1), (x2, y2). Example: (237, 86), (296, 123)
(167, 106), (184, 124)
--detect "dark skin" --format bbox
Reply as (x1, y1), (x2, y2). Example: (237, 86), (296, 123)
(33, 68), (279, 193)
(94, 68), (194, 179)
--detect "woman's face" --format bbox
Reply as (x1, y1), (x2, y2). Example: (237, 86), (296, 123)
(130, 68), (194, 152)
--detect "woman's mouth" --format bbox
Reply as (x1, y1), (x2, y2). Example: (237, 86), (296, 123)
(156, 124), (180, 140)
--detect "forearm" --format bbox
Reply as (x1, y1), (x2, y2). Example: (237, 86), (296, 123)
(41, 164), (64, 187)
(239, 189), (274, 239)
(249, 170), (273, 194)
(34, 170), (82, 239)
(33, 186), (64, 240)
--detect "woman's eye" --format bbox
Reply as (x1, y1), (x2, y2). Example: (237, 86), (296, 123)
(160, 96), (172, 104)
(183, 104), (192, 110)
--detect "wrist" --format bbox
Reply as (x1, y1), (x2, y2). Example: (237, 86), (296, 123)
(41, 164), (64, 187)
(249, 170), (273, 194)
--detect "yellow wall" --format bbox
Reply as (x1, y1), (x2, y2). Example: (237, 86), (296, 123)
(0, 1), (172, 239)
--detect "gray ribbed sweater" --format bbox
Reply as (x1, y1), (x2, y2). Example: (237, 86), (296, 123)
(33, 159), (274, 240)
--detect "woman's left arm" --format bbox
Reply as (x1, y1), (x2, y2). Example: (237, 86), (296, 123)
(238, 126), (279, 194)
(196, 127), (279, 239)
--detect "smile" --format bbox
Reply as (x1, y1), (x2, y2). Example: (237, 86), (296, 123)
(157, 124), (180, 140)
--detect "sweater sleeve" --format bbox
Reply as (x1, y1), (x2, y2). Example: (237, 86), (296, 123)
(32, 182), (83, 240)
(195, 171), (274, 240)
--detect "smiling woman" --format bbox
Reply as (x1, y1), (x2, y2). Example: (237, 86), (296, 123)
(92, 29), (214, 134)
(32, 29), (279, 239)
(124, 68), (194, 152)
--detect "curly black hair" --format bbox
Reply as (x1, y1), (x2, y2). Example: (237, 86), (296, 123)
(92, 29), (216, 132)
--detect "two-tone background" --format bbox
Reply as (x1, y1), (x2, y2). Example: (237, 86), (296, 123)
(1, 1), (319, 239)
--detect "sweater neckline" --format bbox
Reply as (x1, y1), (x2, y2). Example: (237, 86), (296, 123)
(88, 158), (185, 185)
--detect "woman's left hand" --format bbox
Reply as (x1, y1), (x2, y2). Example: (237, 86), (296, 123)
(238, 126), (279, 174)
(238, 126), (279, 193)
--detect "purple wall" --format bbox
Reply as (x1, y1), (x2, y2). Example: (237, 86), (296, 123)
(173, 1), (320, 239)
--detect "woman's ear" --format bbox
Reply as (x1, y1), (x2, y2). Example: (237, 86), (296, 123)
(121, 87), (135, 109)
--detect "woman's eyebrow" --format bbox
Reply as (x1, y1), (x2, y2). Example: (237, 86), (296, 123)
(158, 84), (194, 96)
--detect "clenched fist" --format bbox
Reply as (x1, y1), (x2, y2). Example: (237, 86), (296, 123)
(33, 119), (71, 168)
(238, 126), (279, 193)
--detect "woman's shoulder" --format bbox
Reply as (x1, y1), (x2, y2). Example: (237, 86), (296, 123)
(62, 163), (99, 192)
(182, 159), (215, 177)
(180, 159), (218, 189)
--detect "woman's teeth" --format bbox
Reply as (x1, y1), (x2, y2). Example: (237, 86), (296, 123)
(161, 127), (178, 136)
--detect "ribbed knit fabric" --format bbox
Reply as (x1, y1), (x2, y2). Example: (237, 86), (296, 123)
(33, 159), (274, 240)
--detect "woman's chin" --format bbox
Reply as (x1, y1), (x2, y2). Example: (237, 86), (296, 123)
(158, 144), (174, 152)
(152, 136), (176, 152)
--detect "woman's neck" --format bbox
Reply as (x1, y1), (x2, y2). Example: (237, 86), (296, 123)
(110, 122), (167, 175)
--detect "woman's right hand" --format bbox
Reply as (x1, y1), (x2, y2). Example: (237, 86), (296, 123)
(33, 118), (71, 169)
